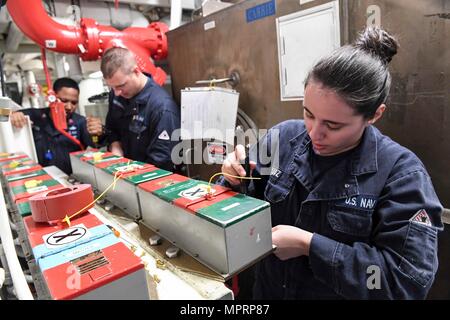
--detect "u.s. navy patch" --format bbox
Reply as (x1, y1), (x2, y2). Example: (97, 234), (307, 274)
(335, 195), (378, 210)
(410, 209), (432, 226)
(68, 125), (78, 139)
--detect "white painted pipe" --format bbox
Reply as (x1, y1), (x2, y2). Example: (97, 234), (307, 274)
(0, 180), (33, 300)
(0, 268), (5, 289)
(170, 0), (182, 30)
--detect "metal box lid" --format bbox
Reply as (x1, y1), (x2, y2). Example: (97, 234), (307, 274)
(194, 193), (270, 227)
(0, 152), (28, 163)
(8, 174), (62, 202)
(23, 213), (109, 255)
(1, 156), (32, 168)
(6, 169), (47, 182)
(101, 160), (149, 174)
(93, 157), (129, 169)
(2, 163), (43, 176)
(85, 154), (122, 165)
(69, 149), (100, 159)
(123, 167), (172, 185)
(16, 198), (32, 216)
(138, 173), (189, 193)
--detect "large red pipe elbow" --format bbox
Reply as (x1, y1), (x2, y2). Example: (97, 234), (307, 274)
(7, 0), (168, 85)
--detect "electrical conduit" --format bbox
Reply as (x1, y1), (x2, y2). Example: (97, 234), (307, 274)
(0, 180), (33, 300)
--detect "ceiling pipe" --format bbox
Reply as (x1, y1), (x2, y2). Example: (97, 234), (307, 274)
(170, 0), (182, 30)
(7, 0), (168, 85)
(5, 21), (24, 52)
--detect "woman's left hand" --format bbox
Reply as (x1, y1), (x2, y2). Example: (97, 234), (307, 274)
(272, 225), (313, 260)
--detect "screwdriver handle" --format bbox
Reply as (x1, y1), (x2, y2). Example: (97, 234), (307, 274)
(240, 156), (250, 195)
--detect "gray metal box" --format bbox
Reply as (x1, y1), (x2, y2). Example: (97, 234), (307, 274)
(69, 150), (98, 188)
(70, 150), (122, 191)
(138, 177), (272, 276)
(95, 161), (171, 219)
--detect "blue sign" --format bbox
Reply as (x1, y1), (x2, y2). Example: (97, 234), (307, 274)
(246, 0), (276, 23)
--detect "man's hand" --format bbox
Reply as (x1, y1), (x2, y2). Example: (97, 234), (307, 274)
(110, 141), (124, 157)
(221, 144), (256, 185)
(86, 116), (103, 136)
(272, 225), (313, 260)
(9, 111), (29, 128)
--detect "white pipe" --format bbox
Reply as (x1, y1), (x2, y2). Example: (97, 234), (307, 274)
(170, 0), (182, 30)
(24, 274), (33, 284)
(9, 220), (17, 232)
(0, 268), (5, 289)
(5, 21), (24, 52)
(0, 180), (33, 300)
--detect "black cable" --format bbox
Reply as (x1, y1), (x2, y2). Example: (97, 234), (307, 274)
(0, 52), (6, 97)
(0, 2), (6, 96)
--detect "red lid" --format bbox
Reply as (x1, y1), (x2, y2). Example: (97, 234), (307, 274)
(43, 242), (144, 300)
(23, 212), (102, 248)
(138, 174), (189, 193)
(183, 190), (238, 214)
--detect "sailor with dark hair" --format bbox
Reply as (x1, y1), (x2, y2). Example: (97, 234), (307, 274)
(10, 77), (96, 174)
(221, 27), (443, 299)
(52, 77), (79, 94)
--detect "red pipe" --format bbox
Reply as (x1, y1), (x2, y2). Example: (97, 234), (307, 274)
(7, 0), (168, 85)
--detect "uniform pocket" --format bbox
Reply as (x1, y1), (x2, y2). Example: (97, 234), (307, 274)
(129, 121), (147, 135)
(398, 222), (437, 287)
(264, 172), (293, 204)
(327, 207), (372, 237)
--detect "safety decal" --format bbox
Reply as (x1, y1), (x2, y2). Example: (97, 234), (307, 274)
(44, 224), (89, 248)
(158, 130), (170, 140)
(410, 209), (432, 226)
(179, 184), (213, 200)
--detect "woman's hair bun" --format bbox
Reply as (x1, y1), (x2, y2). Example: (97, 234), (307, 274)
(354, 26), (399, 65)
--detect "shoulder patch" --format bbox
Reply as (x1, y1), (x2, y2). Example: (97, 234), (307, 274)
(158, 130), (170, 140)
(410, 209), (432, 226)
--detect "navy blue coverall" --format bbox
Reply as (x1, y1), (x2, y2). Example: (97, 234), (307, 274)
(228, 120), (443, 299)
(104, 75), (180, 171)
(22, 108), (95, 175)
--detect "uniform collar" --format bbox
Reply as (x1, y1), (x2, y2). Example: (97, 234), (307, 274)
(349, 125), (378, 176)
(133, 74), (154, 104)
(288, 125), (379, 201)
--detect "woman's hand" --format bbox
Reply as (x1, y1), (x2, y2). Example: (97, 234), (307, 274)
(221, 144), (256, 185)
(272, 225), (313, 260)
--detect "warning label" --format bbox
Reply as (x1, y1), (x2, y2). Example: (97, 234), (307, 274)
(44, 224), (89, 248)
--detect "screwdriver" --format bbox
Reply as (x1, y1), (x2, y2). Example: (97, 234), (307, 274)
(240, 145), (251, 195)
